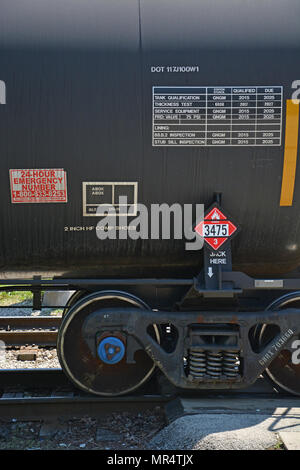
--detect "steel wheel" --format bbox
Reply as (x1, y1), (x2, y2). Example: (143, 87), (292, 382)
(258, 293), (300, 396)
(62, 290), (86, 317)
(57, 291), (159, 396)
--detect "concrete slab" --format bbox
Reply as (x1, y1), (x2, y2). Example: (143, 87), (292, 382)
(279, 432), (300, 450)
(149, 413), (300, 450)
(155, 395), (300, 450)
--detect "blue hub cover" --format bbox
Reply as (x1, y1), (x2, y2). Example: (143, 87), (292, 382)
(97, 337), (125, 365)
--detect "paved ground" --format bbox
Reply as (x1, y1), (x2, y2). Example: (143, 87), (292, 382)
(149, 395), (300, 450)
(279, 432), (300, 450)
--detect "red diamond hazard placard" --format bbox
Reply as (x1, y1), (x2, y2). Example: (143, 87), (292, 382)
(194, 205), (238, 251)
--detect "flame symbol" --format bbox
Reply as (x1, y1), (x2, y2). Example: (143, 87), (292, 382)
(211, 210), (220, 220)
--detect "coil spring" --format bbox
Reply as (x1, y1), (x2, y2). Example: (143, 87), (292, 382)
(206, 351), (222, 378)
(223, 351), (240, 377)
(189, 348), (206, 378)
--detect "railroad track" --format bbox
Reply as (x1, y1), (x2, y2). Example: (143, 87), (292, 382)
(0, 316), (61, 346)
(0, 368), (297, 420)
(0, 317), (299, 421)
(0, 369), (172, 418)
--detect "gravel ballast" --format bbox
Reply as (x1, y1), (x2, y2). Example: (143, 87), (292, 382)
(0, 410), (166, 450)
(0, 347), (60, 369)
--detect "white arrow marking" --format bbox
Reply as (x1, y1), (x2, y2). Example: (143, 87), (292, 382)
(208, 267), (214, 278)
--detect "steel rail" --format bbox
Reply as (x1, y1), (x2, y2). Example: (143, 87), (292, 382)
(0, 316), (61, 346)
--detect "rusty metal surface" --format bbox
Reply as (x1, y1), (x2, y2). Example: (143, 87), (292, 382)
(0, 330), (57, 346)
(0, 316), (61, 328)
(0, 316), (61, 346)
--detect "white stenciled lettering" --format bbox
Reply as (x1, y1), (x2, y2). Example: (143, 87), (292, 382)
(153, 85), (282, 147)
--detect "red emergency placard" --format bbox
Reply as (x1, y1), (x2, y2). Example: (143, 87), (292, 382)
(195, 206), (238, 250)
(10, 169), (67, 203)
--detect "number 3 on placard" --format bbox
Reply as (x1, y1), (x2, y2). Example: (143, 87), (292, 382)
(213, 238), (218, 245)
